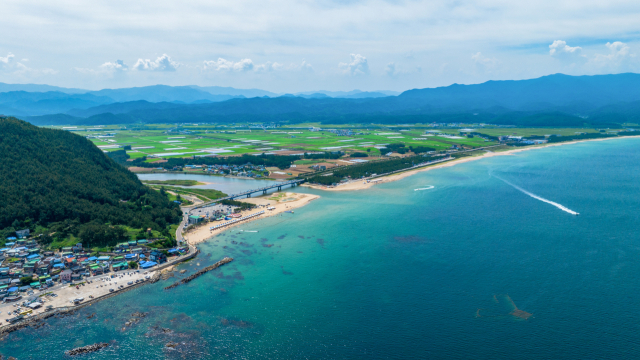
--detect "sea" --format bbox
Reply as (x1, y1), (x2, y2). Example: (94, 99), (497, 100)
(4, 138), (640, 359)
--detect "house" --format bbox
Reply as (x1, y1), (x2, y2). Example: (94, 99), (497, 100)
(72, 243), (83, 252)
(112, 262), (128, 271)
(188, 215), (203, 225)
(15, 229), (30, 239)
(149, 251), (167, 264)
(60, 270), (72, 283)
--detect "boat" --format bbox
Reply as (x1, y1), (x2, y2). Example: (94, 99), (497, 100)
(216, 217), (225, 221)
(285, 210), (294, 213)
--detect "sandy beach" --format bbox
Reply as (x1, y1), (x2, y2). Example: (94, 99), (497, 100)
(303, 135), (640, 192)
(183, 192), (320, 245)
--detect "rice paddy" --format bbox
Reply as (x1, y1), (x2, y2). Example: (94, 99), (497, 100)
(57, 124), (497, 163)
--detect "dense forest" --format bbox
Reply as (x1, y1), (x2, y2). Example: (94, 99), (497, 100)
(123, 152), (343, 170)
(308, 154), (446, 185)
(0, 117), (182, 248)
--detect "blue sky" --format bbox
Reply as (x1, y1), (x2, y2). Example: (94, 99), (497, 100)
(1, 0), (639, 92)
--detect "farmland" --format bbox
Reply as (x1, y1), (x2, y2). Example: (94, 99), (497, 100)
(57, 124), (497, 162)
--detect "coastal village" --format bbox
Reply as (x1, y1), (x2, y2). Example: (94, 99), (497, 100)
(0, 191), (313, 329)
(0, 230), (193, 325)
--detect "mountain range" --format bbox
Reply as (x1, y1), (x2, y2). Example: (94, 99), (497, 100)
(5, 73), (640, 127)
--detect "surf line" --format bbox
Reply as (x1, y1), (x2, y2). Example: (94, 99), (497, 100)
(414, 186), (435, 191)
(495, 177), (579, 216)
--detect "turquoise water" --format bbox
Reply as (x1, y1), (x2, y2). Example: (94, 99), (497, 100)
(5, 138), (640, 359)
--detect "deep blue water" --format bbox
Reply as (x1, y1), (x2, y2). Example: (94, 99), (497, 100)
(5, 138), (640, 359)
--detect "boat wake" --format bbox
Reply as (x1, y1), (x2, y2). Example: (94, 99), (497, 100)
(414, 186), (435, 191)
(495, 176), (579, 216)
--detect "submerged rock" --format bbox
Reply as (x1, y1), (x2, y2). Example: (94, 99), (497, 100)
(65, 342), (109, 356)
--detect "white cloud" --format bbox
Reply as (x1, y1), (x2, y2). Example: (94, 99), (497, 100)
(254, 61), (283, 72)
(549, 40), (582, 57)
(385, 62), (397, 77)
(204, 59), (312, 74)
(339, 54), (369, 75)
(299, 60), (313, 73)
(14, 62), (57, 76)
(101, 59), (128, 72)
(0, 53), (15, 68)
(471, 52), (499, 72)
(133, 54), (179, 71)
(592, 41), (636, 71)
(203, 58), (254, 72)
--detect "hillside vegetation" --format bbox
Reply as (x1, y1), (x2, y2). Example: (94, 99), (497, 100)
(0, 117), (182, 248)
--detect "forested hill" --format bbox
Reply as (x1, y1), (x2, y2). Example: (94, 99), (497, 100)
(0, 117), (181, 247)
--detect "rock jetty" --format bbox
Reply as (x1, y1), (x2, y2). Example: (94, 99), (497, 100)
(65, 342), (109, 356)
(164, 257), (233, 290)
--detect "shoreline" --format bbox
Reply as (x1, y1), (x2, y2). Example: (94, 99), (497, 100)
(0, 246), (199, 334)
(2, 135), (635, 335)
(183, 192), (320, 245)
(302, 135), (640, 192)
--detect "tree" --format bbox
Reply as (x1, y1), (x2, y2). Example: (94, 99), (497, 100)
(20, 276), (34, 286)
(128, 261), (138, 269)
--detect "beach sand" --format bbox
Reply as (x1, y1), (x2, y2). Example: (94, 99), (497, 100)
(302, 136), (640, 192)
(183, 192), (320, 245)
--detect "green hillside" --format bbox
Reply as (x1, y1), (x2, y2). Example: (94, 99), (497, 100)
(0, 117), (182, 249)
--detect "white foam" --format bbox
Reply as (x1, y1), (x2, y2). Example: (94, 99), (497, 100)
(414, 186), (435, 191)
(497, 177), (579, 215)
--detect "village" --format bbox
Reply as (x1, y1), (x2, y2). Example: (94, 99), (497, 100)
(0, 230), (193, 325)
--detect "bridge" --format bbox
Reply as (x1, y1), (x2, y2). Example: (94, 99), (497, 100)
(193, 179), (306, 210)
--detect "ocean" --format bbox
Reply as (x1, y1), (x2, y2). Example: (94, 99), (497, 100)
(4, 138), (640, 359)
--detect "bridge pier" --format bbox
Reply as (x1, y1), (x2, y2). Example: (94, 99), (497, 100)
(277, 185), (282, 191)
(247, 193), (251, 198)
(263, 189), (267, 195)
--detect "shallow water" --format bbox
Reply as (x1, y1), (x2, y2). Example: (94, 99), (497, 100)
(137, 173), (280, 195)
(6, 138), (640, 359)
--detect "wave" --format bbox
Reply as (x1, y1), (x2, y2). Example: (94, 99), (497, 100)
(414, 186), (435, 191)
(495, 177), (579, 216)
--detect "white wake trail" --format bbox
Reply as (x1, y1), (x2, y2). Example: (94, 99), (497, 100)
(496, 177), (579, 216)
(414, 186), (435, 191)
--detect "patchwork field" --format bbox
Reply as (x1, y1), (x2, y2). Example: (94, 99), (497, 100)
(55, 124), (499, 162)
(52, 123), (628, 166)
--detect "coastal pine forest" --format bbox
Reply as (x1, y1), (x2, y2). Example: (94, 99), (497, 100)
(0, 117), (182, 250)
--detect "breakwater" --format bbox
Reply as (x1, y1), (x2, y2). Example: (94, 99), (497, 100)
(164, 257), (233, 290)
(65, 343), (109, 356)
(0, 247), (200, 336)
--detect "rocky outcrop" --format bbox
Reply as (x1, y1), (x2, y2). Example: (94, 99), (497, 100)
(65, 342), (108, 356)
(164, 257), (233, 290)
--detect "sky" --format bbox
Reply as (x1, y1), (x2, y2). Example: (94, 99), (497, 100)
(1, 0), (640, 93)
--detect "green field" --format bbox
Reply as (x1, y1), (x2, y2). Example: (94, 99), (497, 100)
(52, 123), (630, 166)
(59, 124), (495, 162)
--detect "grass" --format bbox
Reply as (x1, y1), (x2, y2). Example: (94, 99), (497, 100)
(268, 193), (288, 201)
(165, 192), (194, 206)
(49, 234), (80, 250)
(150, 185), (226, 201)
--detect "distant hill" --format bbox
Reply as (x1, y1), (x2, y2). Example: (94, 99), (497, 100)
(0, 117), (182, 248)
(11, 73), (640, 127)
(0, 82), (86, 94)
(0, 91), (114, 116)
(87, 85), (244, 103)
(190, 85), (278, 98)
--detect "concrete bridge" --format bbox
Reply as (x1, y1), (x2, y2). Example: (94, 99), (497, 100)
(193, 179), (305, 210)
